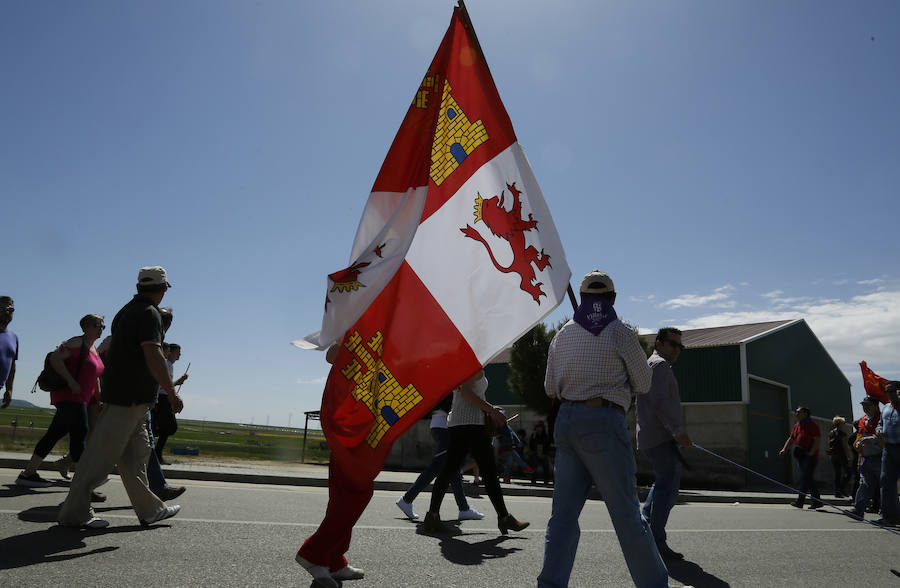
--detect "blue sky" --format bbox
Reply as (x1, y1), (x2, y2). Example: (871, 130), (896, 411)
(2, 1), (897, 424)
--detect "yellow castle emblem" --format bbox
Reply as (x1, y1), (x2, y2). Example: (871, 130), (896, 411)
(429, 80), (489, 186)
(339, 330), (423, 449)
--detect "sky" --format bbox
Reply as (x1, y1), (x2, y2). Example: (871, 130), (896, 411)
(2, 1), (898, 425)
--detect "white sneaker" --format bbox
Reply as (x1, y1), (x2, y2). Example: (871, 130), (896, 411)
(395, 497), (418, 519)
(458, 508), (485, 521)
(296, 554), (339, 588)
(140, 504), (180, 527)
(331, 564), (365, 581)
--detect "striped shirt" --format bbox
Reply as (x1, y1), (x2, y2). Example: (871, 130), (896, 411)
(448, 374), (489, 427)
(545, 319), (652, 412)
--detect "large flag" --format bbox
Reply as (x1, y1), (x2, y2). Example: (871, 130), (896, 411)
(860, 361), (889, 404)
(294, 6), (570, 482)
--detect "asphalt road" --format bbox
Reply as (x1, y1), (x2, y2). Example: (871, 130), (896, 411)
(1, 468), (897, 587)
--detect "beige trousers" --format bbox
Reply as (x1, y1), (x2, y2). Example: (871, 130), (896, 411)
(58, 402), (166, 525)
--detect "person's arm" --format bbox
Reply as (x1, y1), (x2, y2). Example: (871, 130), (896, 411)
(49, 341), (81, 395)
(174, 372), (188, 386)
(0, 361), (12, 408)
(620, 326), (652, 396)
(544, 338), (558, 399)
(143, 344), (179, 411)
(779, 429), (795, 455)
(459, 373), (505, 426)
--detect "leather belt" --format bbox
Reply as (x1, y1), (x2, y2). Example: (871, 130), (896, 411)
(567, 397), (626, 416)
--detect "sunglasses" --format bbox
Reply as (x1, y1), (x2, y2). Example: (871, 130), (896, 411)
(0, 306), (14, 313)
(94, 323), (105, 330)
(665, 340), (685, 351)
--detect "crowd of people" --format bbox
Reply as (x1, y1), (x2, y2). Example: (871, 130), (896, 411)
(0, 266), (191, 527)
(3, 268), (898, 588)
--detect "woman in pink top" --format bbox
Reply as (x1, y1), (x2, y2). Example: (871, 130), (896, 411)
(14, 314), (105, 488)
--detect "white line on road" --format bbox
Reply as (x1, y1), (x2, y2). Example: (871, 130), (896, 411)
(0, 510), (883, 533)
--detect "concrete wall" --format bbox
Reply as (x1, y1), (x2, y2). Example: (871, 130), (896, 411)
(633, 402), (748, 489)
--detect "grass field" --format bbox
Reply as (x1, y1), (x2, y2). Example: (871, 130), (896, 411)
(0, 405), (330, 463)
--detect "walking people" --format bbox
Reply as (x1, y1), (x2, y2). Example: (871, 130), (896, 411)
(636, 327), (692, 561)
(395, 393), (483, 521)
(851, 396), (883, 518)
(779, 406), (824, 509)
(0, 296), (17, 409)
(15, 315), (105, 489)
(826, 416), (852, 498)
(537, 270), (668, 588)
(495, 413), (533, 483)
(528, 421), (553, 485)
(57, 266), (182, 529)
(876, 381), (900, 527)
(422, 371), (530, 535)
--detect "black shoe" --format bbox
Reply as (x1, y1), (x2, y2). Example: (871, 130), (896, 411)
(90, 490), (107, 503)
(866, 505), (880, 514)
(789, 501), (803, 509)
(808, 502), (824, 510)
(423, 511), (449, 533)
(657, 543), (684, 560)
(155, 486), (186, 501)
(875, 518), (899, 528)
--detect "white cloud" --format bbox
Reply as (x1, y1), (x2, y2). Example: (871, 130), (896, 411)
(296, 376), (327, 385)
(660, 284), (736, 309)
(857, 278), (885, 285)
(833, 279), (849, 286)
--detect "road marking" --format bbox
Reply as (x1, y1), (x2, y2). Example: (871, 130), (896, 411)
(0, 510), (882, 533)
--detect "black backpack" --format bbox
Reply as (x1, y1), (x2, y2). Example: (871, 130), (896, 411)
(33, 340), (87, 393)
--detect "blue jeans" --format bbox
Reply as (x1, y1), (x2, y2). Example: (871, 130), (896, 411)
(854, 454), (881, 514)
(642, 441), (682, 545)
(502, 448), (528, 477)
(403, 427), (468, 511)
(145, 412), (167, 494)
(881, 444), (900, 523)
(538, 402), (668, 588)
(794, 453), (821, 506)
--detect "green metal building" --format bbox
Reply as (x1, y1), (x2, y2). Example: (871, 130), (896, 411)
(666, 319), (852, 487)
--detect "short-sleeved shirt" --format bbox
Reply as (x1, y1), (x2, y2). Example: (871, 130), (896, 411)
(102, 294), (164, 406)
(0, 329), (18, 387)
(448, 374), (489, 427)
(50, 339), (105, 406)
(877, 403), (900, 445)
(790, 418), (821, 457)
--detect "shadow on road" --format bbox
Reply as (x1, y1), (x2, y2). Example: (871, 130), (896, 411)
(418, 521), (524, 565)
(666, 558), (730, 588)
(0, 483), (68, 499)
(0, 525), (154, 569)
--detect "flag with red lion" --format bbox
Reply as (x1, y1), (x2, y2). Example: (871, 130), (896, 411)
(291, 4), (570, 576)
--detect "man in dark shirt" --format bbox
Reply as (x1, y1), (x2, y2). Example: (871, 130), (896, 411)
(0, 296), (18, 409)
(58, 267), (182, 529)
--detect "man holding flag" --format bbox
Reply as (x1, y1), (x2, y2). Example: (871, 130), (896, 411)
(292, 4), (570, 586)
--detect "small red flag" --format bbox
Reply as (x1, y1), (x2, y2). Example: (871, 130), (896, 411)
(860, 361), (889, 404)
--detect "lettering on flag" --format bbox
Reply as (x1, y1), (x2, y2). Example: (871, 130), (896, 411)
(414, 73), (440, 109)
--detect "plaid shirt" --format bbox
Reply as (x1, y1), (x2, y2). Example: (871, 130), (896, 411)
(545, 319), (652, 411)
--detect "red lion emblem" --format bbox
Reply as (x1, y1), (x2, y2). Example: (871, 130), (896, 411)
(460, 182), (551, 303)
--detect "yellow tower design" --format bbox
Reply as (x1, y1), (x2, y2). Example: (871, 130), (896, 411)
(340, 330), (424, 449)
(429, 80), (489, 186)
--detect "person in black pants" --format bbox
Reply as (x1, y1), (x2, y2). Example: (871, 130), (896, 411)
(423, 370), (529, 535)
(152, 342), (187, 464)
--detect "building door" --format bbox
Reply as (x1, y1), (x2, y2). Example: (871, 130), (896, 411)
(747, 378), (790, 489)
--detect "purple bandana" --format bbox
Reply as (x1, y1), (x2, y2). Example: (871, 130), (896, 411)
(573, 294), (618, 336)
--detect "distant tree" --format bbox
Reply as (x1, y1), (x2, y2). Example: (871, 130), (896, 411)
(508, 320), (565, 414)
